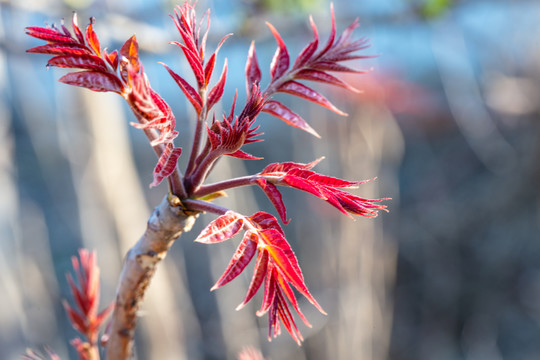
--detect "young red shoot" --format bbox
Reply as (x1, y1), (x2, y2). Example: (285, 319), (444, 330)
(26, 1), (389, 349)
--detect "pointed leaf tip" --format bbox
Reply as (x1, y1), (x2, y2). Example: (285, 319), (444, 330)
(295, 69), (360, 93)
(161, 62), (203, 114)
(263, 101), (320, 138)
(207, 59), (228, 111)
(245, 41), (261, 95)
(277, 81), (348, 116)
(59, 71), (124, 93)
(85, 20), (101, 57)
(266, 22), (290, 80)
(211, 233), (257, 290)
(256, 178), (289, 224)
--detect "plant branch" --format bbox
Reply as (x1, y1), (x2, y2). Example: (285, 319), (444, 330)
(105, 196), (198, 360)
(168, 168), (187, 198)
(185, 92), (208, 178)
(263, 71), (296, 97)
(185, 148), (221, 193)
(183, 198), (229, 215)
(194, 175), (258, 197)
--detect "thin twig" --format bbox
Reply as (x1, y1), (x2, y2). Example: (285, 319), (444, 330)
(183, 198), (229, 215)
(194, 175), (258, 197)
(185, 91), (208, 178)
(168, 168), (188, 198)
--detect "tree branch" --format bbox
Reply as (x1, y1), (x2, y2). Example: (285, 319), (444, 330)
(105, 196), (198, 360)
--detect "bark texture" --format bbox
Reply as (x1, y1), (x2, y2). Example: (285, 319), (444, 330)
(106, 196), (197, 360)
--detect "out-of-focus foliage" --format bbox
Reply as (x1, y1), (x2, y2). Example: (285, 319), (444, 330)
(421, 0), (453, 18)
(244, 0), (324, 13)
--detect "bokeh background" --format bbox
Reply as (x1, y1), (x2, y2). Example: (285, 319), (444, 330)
(2, 0), (540, 359)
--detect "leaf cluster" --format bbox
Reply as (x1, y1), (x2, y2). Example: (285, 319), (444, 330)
(26, 1), (388, 345)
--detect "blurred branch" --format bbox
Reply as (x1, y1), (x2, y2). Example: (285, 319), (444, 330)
(432, 22), (518, 174)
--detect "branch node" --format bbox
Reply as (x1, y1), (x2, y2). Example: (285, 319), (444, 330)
(136, 252), (160, 270)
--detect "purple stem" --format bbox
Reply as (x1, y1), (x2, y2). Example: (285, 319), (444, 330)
(185, 91), (208, 179)
(168, 168), (187, 198)
(263, 70), (297, 97)
(185, 149), (220, 193)
(194, 175), (258, 198)
(183, 198), (228, 215)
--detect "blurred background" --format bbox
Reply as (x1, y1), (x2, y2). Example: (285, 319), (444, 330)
(2, 0), (540, 359)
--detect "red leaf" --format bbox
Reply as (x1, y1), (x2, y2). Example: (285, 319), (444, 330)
(120, 35), (140, 73)
(292, 16), (319, 69)
(66, 273), (87, 315)
(278, 80), (347, 116)
(205, 210), (325, 344)
(305, 172), (360, 188)
(332, 189), (389, 217)
(319, 3), (336, 55)
(266, 22), (290, 80)
(275, 272), (310, 326)
(317, 187), (351, 217)
(199, 11), (211, 60)
(262, 100), (320, 138)
(161, 63), (202, 114)
(207, 59), (228, 111)
(59, 71), (124, 93)
(172, 42), (205, 88)
(248, 212), (285, 235)
(211, 232), (258, 290)
(255, 178), (289, 224)
(195, 211), (244, 244)
(203, 52), (216, 88)
(267, 295), (280, 339)
(25, 27), (74, 43)
(150, 143), (182, 187)
(85, 20), (101, 57)
(273, 289), (303, 344)
(228, 149), (263, 160)
(245, 41), (261, 95)
(294, 69), (359, 93)
(63, 301), (86, 334)
(206, 122), (222, 149)
(334, 19), (361, 49)
(259, 228), (325, 314)
(204, 33), (232, 88)
(237, 249), (268, 310)
(130, 88), (176, 135)
(72, 13), (85, 44)
(150, 88), (176, 124)
(261, 160), (388, 219)
(126, 69), (176, 140)
(104, 49), (119, 70)
(171, 8), (199, 56)
(48, 54), (107, 71)
(258, 263), (277, 314)
(282, 173), (326, 199)
(95, 302), (115, 328)
(150, 128), (178, 148)
(27, 43), (89, 56)
(312, 61), (362, 73)
(259, 229), (303, 282)
(259, 158), (322, 175)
